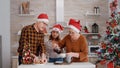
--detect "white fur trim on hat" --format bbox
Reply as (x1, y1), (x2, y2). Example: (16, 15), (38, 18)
(51, 28), (62, 33)
(68, 25), (80, 33)
(37, 19), (49, 25)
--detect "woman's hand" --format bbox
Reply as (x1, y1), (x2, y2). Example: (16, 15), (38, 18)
(67, 52), (79, 58)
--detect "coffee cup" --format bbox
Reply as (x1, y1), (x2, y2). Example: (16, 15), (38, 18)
(66, 55), (72, 63)
(59, 53), (66, 58)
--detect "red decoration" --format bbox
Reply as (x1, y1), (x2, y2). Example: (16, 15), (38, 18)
(106, 30), (111, 35)
(83, 26), (89, 33)
(22, 45), (34, 64)
(111, 13), (115, 17)
(108, 48), (113, 53)
(106, 26), (112, 34)
(114, 37), (119, 41)
(107, 61), (114, 68)
(101, 42), (106, 49)
(109, 20), (117, 28)
(100, 59), (106, 65)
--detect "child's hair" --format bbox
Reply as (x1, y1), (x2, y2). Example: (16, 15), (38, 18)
(49, 34), (60, 41)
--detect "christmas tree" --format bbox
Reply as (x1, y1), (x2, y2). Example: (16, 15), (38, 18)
(96, 0), (120, 67)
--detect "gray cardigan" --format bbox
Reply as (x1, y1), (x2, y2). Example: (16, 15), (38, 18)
(45, 40), (60, 58)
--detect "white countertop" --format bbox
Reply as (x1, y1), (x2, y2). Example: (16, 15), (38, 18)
(18, 62), (95, 68)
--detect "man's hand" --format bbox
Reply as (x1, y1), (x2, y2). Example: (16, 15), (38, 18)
(41, 53), (47, 64)
(33, 56), (40, 64)
(41, 57), (47, 64)
(32, 53), (40, 64)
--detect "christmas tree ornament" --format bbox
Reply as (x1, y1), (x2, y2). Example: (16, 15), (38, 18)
(107, 61), (114, 68)
(101, 42), (106, 49)
(111, 13), (115, 17)
(22, 44), (34, 64)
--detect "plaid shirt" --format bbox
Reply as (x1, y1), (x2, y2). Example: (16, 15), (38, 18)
(17, 24), (46, 56)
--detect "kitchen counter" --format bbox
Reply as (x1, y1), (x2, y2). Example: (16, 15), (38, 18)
(18, 62), (95, 68)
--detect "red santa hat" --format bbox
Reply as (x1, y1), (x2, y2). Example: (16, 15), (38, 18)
(51, 24), (64, 33)
(68, 18), (82, 33)
(37, 13), (49, 25)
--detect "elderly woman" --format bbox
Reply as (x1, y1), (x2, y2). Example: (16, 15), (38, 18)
(54, 19), (88, 62)
(45, 24), (64, 63)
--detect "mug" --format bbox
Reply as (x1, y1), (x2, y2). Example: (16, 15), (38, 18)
(66, 55), (72, 63)
(59, 53), (66, 58)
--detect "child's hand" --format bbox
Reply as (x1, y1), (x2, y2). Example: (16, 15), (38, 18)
(52, 43), (59, 49)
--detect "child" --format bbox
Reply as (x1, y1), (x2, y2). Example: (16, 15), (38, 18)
(45, 24), (64, 63)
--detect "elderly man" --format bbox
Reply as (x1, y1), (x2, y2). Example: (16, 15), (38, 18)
(17, 13), (49, 65)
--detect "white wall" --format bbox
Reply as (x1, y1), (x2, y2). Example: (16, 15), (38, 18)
(56, 0), (64, 23)
(0, 0), (11, 68)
